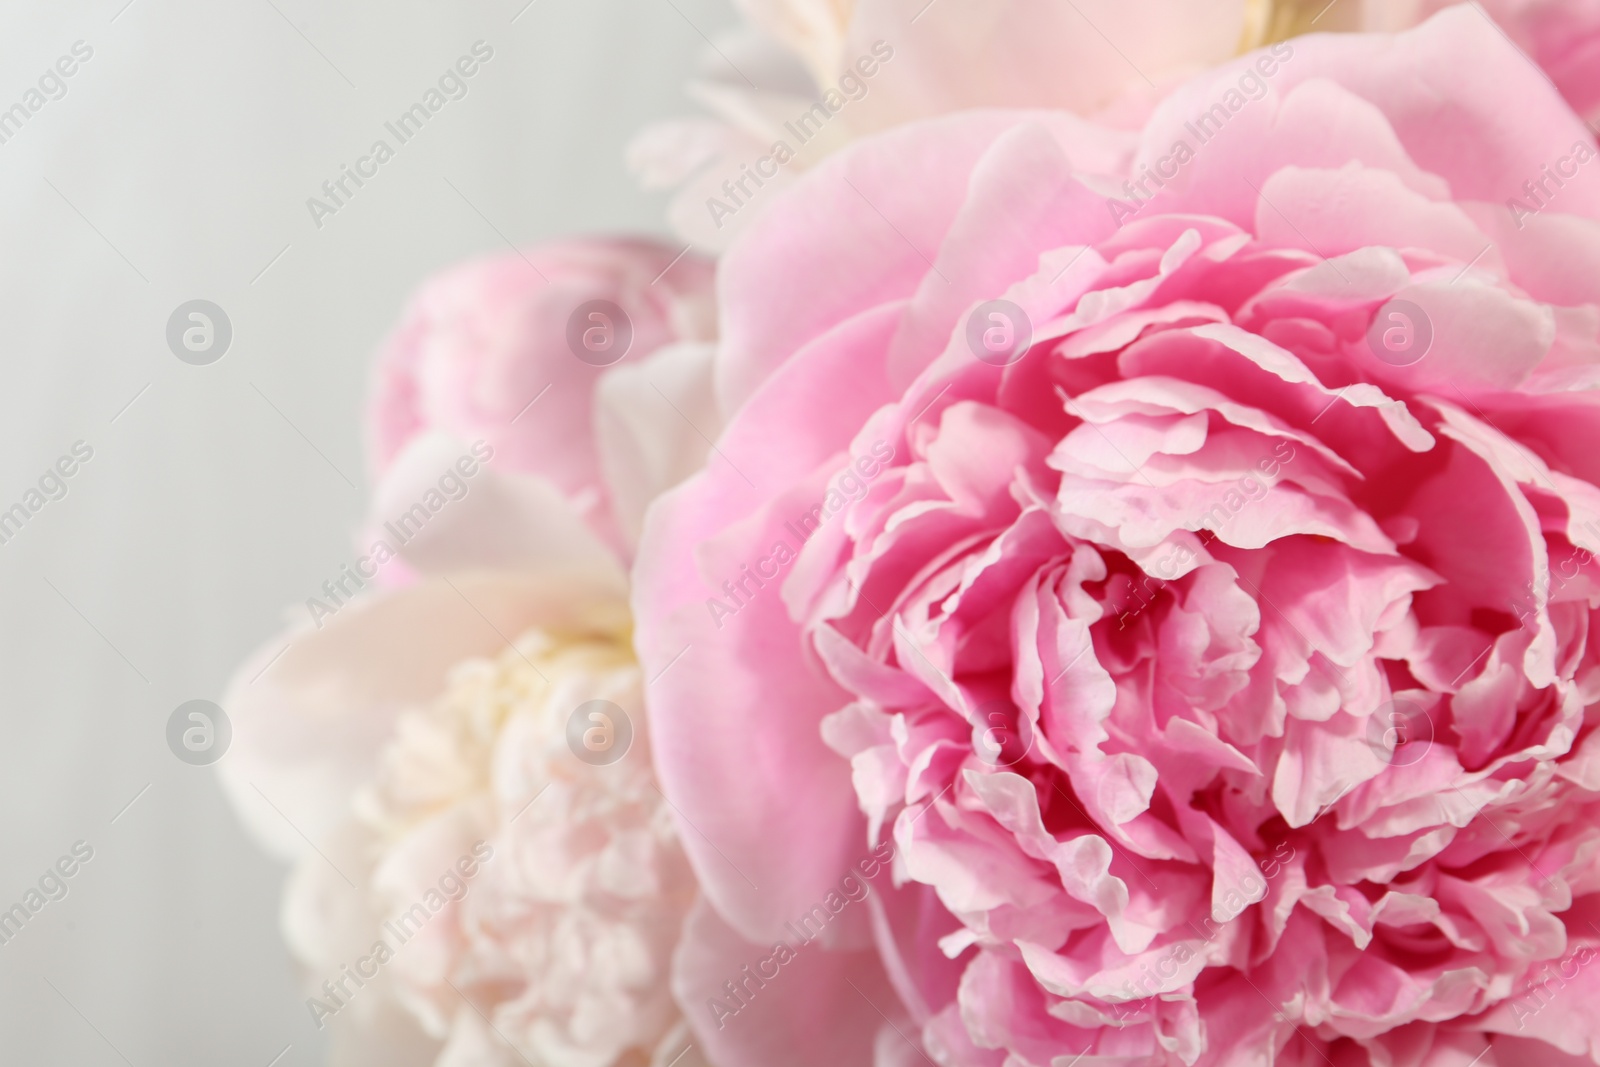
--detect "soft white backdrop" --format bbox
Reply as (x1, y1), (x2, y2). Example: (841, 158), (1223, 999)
(0, 1), (728, 1062)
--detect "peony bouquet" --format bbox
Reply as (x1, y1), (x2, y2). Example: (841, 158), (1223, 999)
(224, 3), (1600, 1065)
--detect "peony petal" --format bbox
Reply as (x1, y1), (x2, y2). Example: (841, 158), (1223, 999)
(595, 341), (722, 549)
(672, 896), (901, 1067)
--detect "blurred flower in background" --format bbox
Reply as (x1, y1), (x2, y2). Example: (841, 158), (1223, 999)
(632, 0), (1600, 249)
(220, 238), (717, 1067)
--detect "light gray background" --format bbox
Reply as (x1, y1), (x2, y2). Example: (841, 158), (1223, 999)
(0, 1), (729, 1062)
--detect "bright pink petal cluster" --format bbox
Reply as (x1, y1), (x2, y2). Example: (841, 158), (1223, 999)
(635, 10), (1600, 1065)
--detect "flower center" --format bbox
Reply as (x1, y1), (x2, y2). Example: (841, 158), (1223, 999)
(1239, 0), (1350, 51)
(361, 624), (637, 842)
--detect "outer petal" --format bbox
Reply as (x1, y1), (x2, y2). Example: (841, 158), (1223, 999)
(369, 430), (627, 582)
(1135, 7), (1600, 227)
(671, 897), (900, 1067)
(220, 570), (625, 862)
(595, 341), (722, 549)
(1435, 0), (1600, 120)
(716, 111), (1040, 412)
(634, 300), (909, 941)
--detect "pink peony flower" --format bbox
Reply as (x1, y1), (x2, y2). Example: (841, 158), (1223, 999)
(223, 238), (721, 1067)
(368, 237), (716, 553)
(635, 10), (1600, 1066)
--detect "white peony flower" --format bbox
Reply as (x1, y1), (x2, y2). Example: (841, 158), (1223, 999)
(220, 242), (720, 1067)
